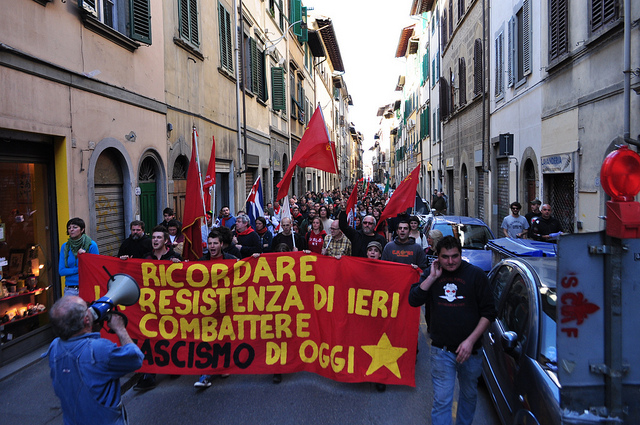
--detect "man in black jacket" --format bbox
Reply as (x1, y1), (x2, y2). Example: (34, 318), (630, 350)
(530, 204), (564, 243)
(409, 236), (496, 425)
(338, 211), (386, 257)
(232, 214), (262, 258)
(272, 217), (306, 251)
(117, 220), (152, 259)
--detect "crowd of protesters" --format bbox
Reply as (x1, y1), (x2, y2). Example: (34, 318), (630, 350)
(54, 180), (498, 425)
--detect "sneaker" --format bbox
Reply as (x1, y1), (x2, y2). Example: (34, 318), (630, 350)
(134, 374), (156, 391)
(375, 383), (387, 393)
(194, 375), (212, 388)
(272, 374), (282, 384)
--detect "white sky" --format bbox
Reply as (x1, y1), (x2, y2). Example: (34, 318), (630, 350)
(304, 0), (416, 163)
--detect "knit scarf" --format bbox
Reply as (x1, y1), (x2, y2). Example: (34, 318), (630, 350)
(64, 234), (93, 267)
(236, 227), (254, 236)
(255, 227), (268, 237)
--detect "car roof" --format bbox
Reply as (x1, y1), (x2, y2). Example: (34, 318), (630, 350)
(500, 257), (557, 290)
(432, 215), (490, 227)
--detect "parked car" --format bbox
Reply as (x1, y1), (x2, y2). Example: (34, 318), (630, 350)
(482, 256), (561, 425)
(422, 215), (494, 272)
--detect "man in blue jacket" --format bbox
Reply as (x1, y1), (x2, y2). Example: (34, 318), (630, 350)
(46, 295), (143, 425)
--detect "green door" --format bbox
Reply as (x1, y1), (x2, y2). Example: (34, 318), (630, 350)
(140, 182), (157, 234)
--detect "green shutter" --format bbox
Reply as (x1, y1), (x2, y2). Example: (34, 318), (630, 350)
(291, 0), (302, 36)
(189, 0), (199, 45)
(179, 0), (199, 46)
(425, 106), (430, 136)
(179, 0), (189, 40)
(259, 49), (268, 102)
(219, 3), (233, 72)
(129, 0), (152, 44)
(271, 67), (286, 111)
(251, 38), (259, 94)
(298, 6), (308, 43)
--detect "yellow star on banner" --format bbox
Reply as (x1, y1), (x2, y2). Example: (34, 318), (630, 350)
(361, 333), (408, 379)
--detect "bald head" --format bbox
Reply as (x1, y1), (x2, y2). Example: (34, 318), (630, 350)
(50, 296), (91, 340)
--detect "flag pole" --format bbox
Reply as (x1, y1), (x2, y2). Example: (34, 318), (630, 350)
(319, 106), (340, 185)
(193, 126), (207, 227)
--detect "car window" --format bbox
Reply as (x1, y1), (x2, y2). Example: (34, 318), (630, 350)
(539, 286), (557, 370)
(500, 275), (529, 347)
(433, 222), (492, 249)
(490, 265), (513, 307)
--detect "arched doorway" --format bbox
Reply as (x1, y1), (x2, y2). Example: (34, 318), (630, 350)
(94, 148), (125, 257)
(524, 159), (536, 203)
(170, 155), (189, 221)
(461, 164), (469, 216)
(139, 155), (158, 233)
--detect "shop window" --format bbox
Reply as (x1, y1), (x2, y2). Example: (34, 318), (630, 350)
(0, 160), (54, 363)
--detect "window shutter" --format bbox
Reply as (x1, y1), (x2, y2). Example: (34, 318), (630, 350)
(179, 0), (189, 40)
(507, 17), (514, 87)
(271, 67), (286, 111)
(425, 106), (429, 136)
(495, 34), (503, 97)
(448, 0), (453, 38)
(550, 0), (568, 60)
(189, 0), (199, 45)
(474, 38), (482, 95)
(251, 38), (259, 95)
(130, 0), (152, 44)
(459, 57), (466, 105)
(219, 3), (233, 72)
(522, 0), (531, 75)
(81, 0), (98, 17)
(441, 11), (448, 50)
(259, 49), (268, 102)
(298, 6), (308, 43)
(440, 77), (449, 117)
(432, 58), (436, 87)
(291, 0), (302, 36)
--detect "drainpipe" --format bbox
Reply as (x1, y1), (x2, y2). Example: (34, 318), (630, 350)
(234, 0), (243, 190)
(623, 0), (635, 146)
(239, 1), (249, 178)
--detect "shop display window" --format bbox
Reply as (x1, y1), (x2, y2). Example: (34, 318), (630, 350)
(0, 162), (54, 349)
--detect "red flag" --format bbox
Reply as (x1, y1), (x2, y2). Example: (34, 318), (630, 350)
(203, 136), (216, 213)
(182, 128), (205, 261)
(276, 106), (337, 200)
(376, 165), (421, 231)
(346, 182), (359, 226)
(364, 178), (370, 197)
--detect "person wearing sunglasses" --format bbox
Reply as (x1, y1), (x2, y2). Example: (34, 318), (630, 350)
(501, 201), (528, 239)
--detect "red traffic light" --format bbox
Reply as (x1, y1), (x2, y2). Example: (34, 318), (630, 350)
(600, 145), (640, 202)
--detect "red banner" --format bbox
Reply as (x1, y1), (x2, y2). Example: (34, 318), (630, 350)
(79, 253), (421, 386)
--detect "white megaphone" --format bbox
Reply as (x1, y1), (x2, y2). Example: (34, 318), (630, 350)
(90, 272), (140, 323)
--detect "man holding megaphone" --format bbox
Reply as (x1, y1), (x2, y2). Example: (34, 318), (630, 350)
(45, 295), (143, 425)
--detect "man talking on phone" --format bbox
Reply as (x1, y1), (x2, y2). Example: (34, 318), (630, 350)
(409, 235), (496, 425)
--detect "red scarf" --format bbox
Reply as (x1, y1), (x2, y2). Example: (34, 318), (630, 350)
(236, 227), (254, 236)
(256, 227), (268, 236)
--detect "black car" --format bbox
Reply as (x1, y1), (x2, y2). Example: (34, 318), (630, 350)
(482, 257), (561, 425)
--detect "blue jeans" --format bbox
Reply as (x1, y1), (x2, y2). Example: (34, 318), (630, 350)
(430, 346), (483, 425)
(64, 286), (79, 297)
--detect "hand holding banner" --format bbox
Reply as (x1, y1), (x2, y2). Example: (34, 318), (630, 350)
(79, 253), (421, 386)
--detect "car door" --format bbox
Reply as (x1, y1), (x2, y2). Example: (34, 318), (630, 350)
(484, 264), (515, 418)
(486, 270), (533, 422)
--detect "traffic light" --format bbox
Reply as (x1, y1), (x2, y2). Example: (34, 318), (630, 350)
(600, 145), (640, 238)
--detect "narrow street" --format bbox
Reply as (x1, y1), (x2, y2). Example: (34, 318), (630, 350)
(0, 315), (500, 425)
